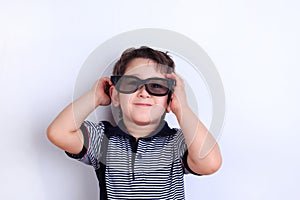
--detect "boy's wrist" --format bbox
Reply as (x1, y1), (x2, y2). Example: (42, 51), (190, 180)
(89, 89), (111, 108)
(85, 90), (99, 109)
(174, 103), (190, 123)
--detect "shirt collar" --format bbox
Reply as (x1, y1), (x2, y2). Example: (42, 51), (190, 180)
(107, 120), (176, 141)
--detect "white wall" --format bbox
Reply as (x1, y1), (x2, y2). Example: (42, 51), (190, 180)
(1, 0), (300, 199)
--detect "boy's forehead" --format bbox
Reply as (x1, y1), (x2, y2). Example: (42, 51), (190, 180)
(125, 64), (170, 78)
(125, 58), (172, 78)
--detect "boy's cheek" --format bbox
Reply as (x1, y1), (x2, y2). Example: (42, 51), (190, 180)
(150, 104), (166, 119)
(118, 94), (134, 109)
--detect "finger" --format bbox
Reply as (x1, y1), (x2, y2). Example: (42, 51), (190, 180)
(166, 72), (182, 81)
(165, 73), (184, 87)
(165, 72), (176, 79)
(102, 77), (113, 86)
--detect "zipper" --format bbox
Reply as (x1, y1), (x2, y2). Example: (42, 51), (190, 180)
(130, 138), (139, 181)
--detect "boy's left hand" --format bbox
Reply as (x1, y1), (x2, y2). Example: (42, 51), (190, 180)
(165, 73), (189, 121)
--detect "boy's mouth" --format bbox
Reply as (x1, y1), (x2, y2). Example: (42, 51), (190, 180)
(134, 103), (152, 107)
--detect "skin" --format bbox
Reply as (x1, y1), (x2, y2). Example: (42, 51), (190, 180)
(47, 58), (222, 175)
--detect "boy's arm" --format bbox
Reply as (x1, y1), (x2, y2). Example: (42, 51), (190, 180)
(166, 73), (222, 175)
(179, 107), (222, 175)
(46, 77), (112, 154)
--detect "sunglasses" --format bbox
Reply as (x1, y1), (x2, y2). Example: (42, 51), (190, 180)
(111, 75), (176, 96)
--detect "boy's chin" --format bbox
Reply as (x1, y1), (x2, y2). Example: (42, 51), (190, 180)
(137, 108), (166, 124)
(131, 117), (161, 126)
(133, 120), (151, 126)
(131, 117), (151, 126)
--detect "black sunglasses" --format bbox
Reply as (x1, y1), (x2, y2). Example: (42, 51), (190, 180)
(111, 75), (176, 96)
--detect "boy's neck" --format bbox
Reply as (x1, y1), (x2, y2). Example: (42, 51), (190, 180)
(122, 119), (163, 140)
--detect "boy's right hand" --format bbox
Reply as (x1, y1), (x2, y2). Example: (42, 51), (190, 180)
(47, 77), (113, 155)
(92, 77), (113, 107)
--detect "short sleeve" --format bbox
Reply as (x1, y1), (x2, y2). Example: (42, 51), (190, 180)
(173, 128), (202, 176)
(173, 128), (187, 161)
(65, 121), (106, 170)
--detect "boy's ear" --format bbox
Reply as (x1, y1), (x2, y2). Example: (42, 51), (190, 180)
(166, 102), (171, 113)
(110, 86), (120, 107)
(165, 94), (173, 113)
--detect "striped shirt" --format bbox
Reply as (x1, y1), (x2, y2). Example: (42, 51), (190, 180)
(66, 120), (200, 200)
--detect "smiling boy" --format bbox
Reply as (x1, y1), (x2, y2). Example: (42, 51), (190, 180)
(47, 46), (222, 200)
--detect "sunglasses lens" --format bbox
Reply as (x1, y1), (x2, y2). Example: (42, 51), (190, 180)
(118, 76), (139, 93)
(147, 79), (170, 95)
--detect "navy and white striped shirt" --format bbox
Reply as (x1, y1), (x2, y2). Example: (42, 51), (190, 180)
(66, 120), (200, 200)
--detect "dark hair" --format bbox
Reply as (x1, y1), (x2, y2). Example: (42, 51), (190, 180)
(113, 46), (175, 75)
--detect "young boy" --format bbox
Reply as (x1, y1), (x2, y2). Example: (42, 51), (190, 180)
(47, 46), (222, 200)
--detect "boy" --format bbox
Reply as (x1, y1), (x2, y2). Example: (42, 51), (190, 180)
(47, 46), (222, 200)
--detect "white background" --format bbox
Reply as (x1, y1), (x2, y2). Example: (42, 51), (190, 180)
(1, 0), (300, 199)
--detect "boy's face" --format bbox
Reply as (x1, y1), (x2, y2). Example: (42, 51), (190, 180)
(111, 58), (171, 126)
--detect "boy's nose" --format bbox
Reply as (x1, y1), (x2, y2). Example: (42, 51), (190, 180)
(137, 84), (150, 98)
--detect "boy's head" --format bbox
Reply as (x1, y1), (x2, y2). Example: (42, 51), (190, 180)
(112, 46), (175, 76)
(110, 46), (176, 128)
